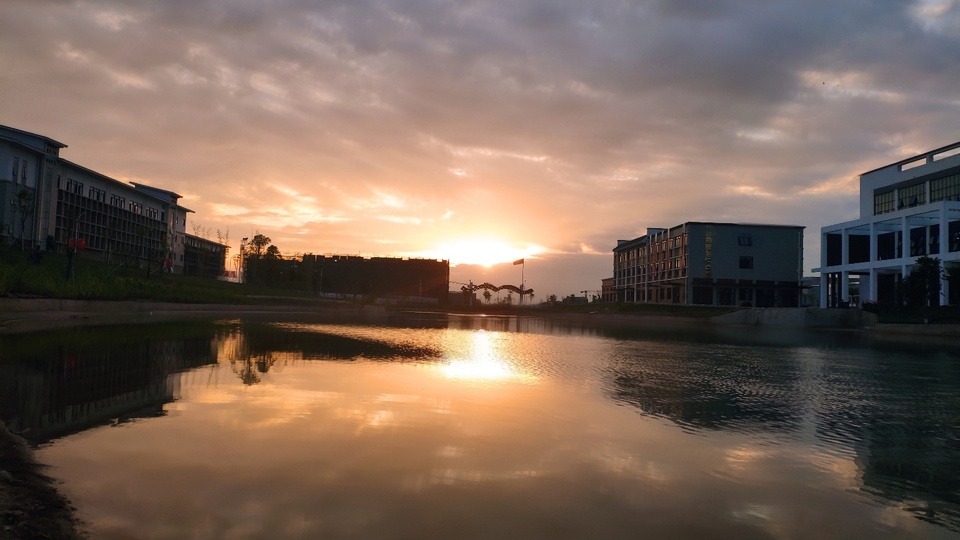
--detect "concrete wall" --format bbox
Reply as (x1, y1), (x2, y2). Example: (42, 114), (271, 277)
(694, 223), (803, 283)
(711, 307), (875, 328)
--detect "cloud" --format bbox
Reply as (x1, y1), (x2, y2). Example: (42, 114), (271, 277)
(2, 0), (959, 294)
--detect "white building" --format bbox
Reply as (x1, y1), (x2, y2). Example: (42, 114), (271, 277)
(0, 124), (224, 275)
(816, 142), (960, 307)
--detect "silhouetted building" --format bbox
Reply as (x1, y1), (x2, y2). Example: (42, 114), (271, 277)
(816, 141), (960, 307)
(0, 124), (224, 276)
(281, 254), (449, 303)
(613, 222), (804, 306)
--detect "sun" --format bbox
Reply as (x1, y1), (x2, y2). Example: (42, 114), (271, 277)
(416, 238), (545, 267)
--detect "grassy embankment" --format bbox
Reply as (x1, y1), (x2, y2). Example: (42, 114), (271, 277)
(0, 244), (740, 318)
(0, 245), (313, 305)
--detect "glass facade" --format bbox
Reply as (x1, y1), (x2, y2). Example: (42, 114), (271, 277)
(875, 173), (960, 215)
(931, 173), (960, 202)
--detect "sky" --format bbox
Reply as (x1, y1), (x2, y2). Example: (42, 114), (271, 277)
(2, 0), (959, 299)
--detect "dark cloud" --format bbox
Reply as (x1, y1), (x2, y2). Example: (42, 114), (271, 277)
(2, 0), (959, 296)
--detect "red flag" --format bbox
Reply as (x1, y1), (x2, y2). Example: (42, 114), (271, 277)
(513, 259), (524, 265)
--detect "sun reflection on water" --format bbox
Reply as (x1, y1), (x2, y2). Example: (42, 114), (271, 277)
(439, 330), (537, 384)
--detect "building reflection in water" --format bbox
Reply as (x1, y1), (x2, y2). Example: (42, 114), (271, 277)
(0, 322), (221, 443)
(604, 335), (960, 532)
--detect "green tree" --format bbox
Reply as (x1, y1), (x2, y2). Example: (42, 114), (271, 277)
(905, 256), (941, 307)
(249, 233), (271, 258)
(946, 263), (960, 305)
(264, 245), (282, 260)
(483, 289), (492, 304)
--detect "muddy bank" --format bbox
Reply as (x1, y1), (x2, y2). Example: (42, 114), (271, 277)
(0, 422), (84, 539)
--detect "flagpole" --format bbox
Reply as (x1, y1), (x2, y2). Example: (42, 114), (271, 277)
(513, 258), (525, 306)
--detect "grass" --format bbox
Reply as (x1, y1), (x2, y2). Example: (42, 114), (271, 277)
(0, 245), (320, 304)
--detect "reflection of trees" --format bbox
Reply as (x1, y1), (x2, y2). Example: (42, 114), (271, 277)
(216, 322), (440, 385)
(230, 352), (276, 385)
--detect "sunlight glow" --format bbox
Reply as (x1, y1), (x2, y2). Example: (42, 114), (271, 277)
(439, 330), (536, 384)
(416, 238), (545, 267)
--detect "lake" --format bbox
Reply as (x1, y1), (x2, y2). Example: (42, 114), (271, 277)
(1, 313), (958, 539)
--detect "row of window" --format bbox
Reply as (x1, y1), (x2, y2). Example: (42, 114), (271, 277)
(650, 234), (687, 252)
(59, 178), (161, 220)
(874, 172), (960, 215)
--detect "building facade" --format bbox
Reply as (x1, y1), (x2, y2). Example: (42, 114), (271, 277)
(612, 222), (804, 307)
(816, 142), (960, 307)
(247, 254), (450, 304)
(0, 125), (225, 276)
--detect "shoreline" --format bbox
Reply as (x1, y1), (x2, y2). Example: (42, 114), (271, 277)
(0, 422), (84, 539)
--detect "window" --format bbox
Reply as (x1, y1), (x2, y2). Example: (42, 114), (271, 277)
(111, 195), (125, 208)
(738, 233), (752, 247)
(931, 174), (960, 203)
(88, 187), (105, 202)
(11, 157), (18, 180)
(898, 183), (925, 209)
(874, 191), (895, 215)
(20, 161), (26, 181)
(129, 201), (142, 214)
(739, 256), (754, 269)
(65, 179), (83, 195)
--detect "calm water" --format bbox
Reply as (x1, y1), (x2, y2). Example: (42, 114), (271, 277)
(1, 314), (959, 539)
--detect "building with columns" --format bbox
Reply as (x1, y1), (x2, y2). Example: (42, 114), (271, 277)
(816, 141), (960, 307)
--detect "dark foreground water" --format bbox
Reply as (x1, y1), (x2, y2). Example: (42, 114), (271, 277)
(1, 314), (959, 539)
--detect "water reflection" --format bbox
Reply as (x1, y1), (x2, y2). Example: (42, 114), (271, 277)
(438, 330), (537, 384)
(606, 340), (807, 433)
(0, 322), (219, 442)
(604, 337), (960, 532)
(0, 315), (958, 537)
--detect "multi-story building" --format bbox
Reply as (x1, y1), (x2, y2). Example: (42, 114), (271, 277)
(816, 141), (960, 307)
(294, 255), (450, 303)
(611, 222), (804, 307)
(0, 124), (225, 275)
